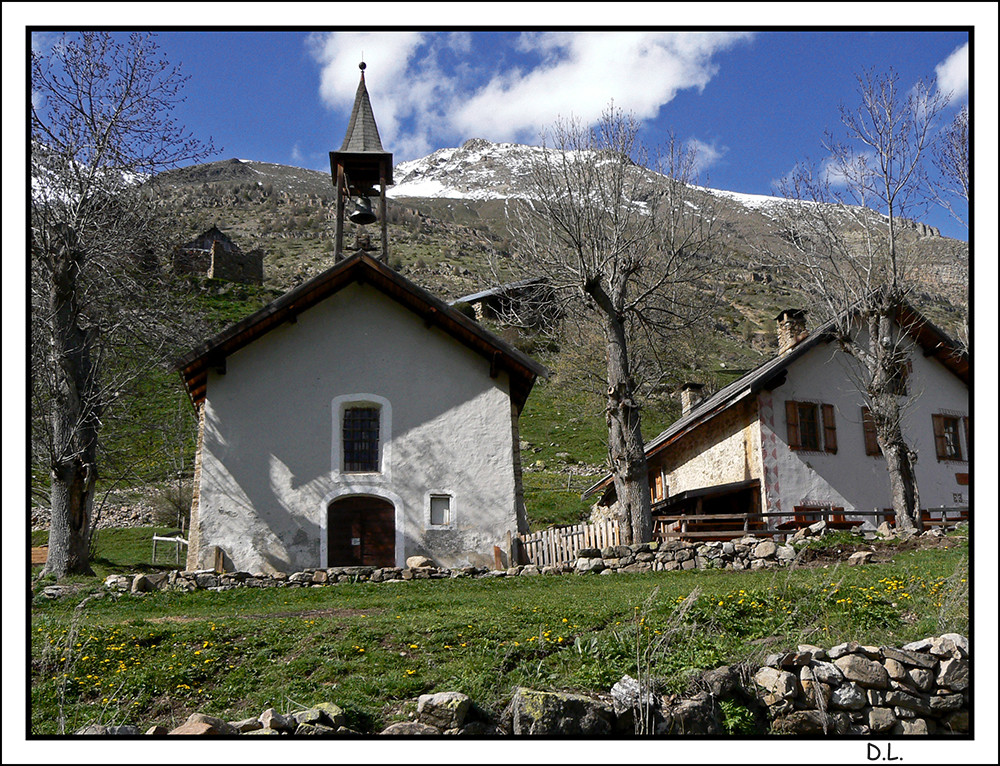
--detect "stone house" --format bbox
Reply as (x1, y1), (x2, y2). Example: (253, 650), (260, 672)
(175, 253), (546, 573)
(173, 225), (264, 284)
(584, 305), (969, 530)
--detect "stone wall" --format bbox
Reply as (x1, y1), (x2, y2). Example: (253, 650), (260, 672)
(171, 240), (264, 285)
(209, 242), (264, 284)
(74, 636), (970, 736)
(751, 634), (968, 734)
(102, 534), (791, 595)
(99, 523), (949, 595)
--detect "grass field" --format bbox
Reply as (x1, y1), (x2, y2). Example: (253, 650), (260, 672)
(29, 529), (968, 735)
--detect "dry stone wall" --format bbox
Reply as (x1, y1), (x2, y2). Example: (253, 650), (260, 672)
(751, 634), (969, 735)
(74, 636), (969, 736)
(98, 524), (950, 596)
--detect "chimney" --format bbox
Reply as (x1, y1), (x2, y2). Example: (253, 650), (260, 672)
(775, 309), (808, 354)
(677, 382), (706, 417)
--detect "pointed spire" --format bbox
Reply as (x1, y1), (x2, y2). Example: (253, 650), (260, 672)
(340, 62), (386, 153)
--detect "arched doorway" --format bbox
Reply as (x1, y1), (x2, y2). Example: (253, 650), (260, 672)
(327, 496), (395, 567)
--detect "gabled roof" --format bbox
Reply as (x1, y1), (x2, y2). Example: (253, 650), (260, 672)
(582, 301), (968, 500)
(182, 225), (236, 252)
(175, 254), (549, 411)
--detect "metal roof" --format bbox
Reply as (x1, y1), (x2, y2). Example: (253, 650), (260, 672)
(452, 277), (549, 305)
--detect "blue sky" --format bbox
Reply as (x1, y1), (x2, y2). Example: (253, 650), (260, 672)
(21, 22), (987, 242)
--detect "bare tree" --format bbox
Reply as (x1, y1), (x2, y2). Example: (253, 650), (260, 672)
(934, 105), (969, 351)
(934, 105), (969, 229)
(768, 69), (950, 533)
(31, 32), (213, 577)
(499, 106), (726, 543)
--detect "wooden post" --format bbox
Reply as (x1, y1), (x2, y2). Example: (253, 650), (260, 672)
(334, 165), (345, 260)
(380, 176), (388, 261)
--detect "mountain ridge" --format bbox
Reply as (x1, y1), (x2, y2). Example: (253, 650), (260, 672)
(151, 139), (967, 340)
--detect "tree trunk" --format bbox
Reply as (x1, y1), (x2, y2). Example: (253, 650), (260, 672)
(604, 313), (651, 544)
(868, 312), (922, 534)
(44, 458), (97, 577)
(40, 235), (99, 578)
(881, 440), (921, 533)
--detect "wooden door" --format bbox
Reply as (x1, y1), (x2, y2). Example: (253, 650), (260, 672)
(327, 496), (395, 567)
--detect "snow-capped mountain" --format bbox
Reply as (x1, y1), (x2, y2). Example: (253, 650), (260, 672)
(389, 138), (556, 201)
(389, 137), (795, 213)
(388, 138), (952, 241)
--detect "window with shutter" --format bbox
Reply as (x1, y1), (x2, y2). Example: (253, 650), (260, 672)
(649, 469), (665, 503)
(785, 400), (800, 450)
(889, 359), (912, 396)
(822, 404), (837, 454)
(786, 401), (823, 451)
(861, 407), (881, 456)
(932, 414), (964, 461)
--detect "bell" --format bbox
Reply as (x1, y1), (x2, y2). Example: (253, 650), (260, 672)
(349, 197), (377, 226)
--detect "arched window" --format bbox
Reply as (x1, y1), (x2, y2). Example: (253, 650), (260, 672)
(343, 406), (380, 472)
(331, 394), (392, 481)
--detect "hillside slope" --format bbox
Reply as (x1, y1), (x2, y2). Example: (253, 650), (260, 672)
(81, 141), (969, 530)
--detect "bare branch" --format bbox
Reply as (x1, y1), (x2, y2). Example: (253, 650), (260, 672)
(32, 32), (215, 577)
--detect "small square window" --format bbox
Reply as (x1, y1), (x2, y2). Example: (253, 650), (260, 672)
(429, 495), (451, 526)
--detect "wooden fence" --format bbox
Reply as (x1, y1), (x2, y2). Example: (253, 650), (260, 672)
(518, 519), (621, 567)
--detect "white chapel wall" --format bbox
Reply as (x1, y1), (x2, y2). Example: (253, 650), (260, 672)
(194, 283), (519, 572)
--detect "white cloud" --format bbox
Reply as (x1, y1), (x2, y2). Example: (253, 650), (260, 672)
(307, 31), (752, 160)
(935, 42), (968, 100)
(685, 138), (726, 174)
(290, 143), (305, 164)
(821, 150), (875, 191)
(452, 32), (752, 142)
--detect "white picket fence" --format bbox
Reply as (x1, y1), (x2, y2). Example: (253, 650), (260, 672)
(518, 519), (621, 568)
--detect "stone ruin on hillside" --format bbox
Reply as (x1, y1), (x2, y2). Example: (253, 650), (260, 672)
(172, 225), (264, 285)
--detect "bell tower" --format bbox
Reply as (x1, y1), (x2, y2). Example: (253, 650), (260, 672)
(330, 62), (393, 261)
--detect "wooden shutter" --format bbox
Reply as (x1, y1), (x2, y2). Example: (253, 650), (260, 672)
(861, 407), (880, 456)
(822, 404), (838, 454)
(963, 416), (970, 458)
(932, 414), (947, 460)
(785, 400), (801, 450)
